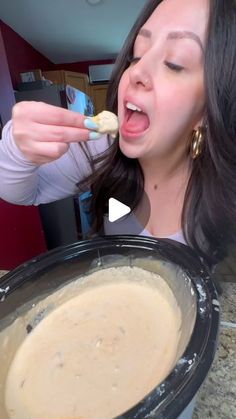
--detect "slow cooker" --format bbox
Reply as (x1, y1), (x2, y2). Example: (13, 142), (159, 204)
(0, 236), (219, 419)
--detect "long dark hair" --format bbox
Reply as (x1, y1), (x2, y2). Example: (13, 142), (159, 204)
(80, 0), (236, 266)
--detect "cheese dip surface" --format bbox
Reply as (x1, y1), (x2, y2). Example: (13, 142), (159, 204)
(4, 266), (182, 419)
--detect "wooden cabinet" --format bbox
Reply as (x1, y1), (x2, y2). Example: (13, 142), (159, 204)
(90, 84), (108, 114)
(42, 70), (109, 114)
(42, 70), (91, 96)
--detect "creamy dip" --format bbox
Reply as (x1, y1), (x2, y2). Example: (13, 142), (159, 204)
(4, 266), (182, 419)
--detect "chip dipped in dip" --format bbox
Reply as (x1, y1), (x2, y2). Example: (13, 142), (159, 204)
(91, 110), (119, 138)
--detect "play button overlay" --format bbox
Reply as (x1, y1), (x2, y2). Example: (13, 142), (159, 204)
(108, 198), (131, 222)
(104, 176), (151, 236)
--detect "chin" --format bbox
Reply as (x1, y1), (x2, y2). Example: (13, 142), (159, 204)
(118, 138), (143, 159)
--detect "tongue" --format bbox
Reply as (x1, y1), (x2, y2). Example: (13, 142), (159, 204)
(125, 111), (150, 133)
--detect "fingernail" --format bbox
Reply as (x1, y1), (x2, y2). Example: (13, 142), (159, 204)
(84, 118), (98, 130)
(88, 131), (102, 140)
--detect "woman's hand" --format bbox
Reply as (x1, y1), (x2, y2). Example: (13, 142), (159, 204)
(12, 101), (99, 164)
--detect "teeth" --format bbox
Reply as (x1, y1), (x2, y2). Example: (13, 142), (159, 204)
(126, 102), (142, 112)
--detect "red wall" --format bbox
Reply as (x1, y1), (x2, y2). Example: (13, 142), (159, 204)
(0, 200), (46, 270)
(0, 21), (47, 270)
(54, 58), (114, 74)
(0, 20), (55, 88)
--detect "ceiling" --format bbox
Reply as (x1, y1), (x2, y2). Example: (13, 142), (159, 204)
(0, 0), (146, 63)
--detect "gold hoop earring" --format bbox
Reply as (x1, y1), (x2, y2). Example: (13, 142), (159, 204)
(190, 127), (205, 159)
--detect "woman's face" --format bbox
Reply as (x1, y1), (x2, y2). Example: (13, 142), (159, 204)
(118, 0), (209, 162)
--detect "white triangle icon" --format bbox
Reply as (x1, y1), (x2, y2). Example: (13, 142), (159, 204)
(108, 198), (131, 222)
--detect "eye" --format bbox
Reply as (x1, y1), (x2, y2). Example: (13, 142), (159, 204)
(164, 61), (184, 72)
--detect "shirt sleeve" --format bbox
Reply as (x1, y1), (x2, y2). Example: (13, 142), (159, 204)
(0, 120), (109, 206)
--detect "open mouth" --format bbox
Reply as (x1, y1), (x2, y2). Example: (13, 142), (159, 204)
(123, 102), (150, 135)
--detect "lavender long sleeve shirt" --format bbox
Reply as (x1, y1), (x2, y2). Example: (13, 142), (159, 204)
(0, 120), (186, 244)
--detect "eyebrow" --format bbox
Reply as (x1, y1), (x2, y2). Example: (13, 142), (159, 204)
(138, 28), (203, 52)
(167, 31), (203, 52)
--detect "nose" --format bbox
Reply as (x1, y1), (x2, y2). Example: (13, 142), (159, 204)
(128, 58), (152, 91)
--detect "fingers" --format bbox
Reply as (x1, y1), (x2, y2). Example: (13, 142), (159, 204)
(19, 141), (69, 165)
(13, 122), (91, 143)
(13, 101), (87, 128)
(11, 101), (101, 165)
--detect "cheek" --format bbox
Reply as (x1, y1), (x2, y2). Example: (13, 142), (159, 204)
(117, 71), (129, 111)
(156, 81), (205, 124)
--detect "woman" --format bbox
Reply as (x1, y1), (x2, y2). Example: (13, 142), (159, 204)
(0, 0), (235, 267)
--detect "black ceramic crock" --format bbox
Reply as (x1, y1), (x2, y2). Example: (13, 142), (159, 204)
(0, 236), (219, 419)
